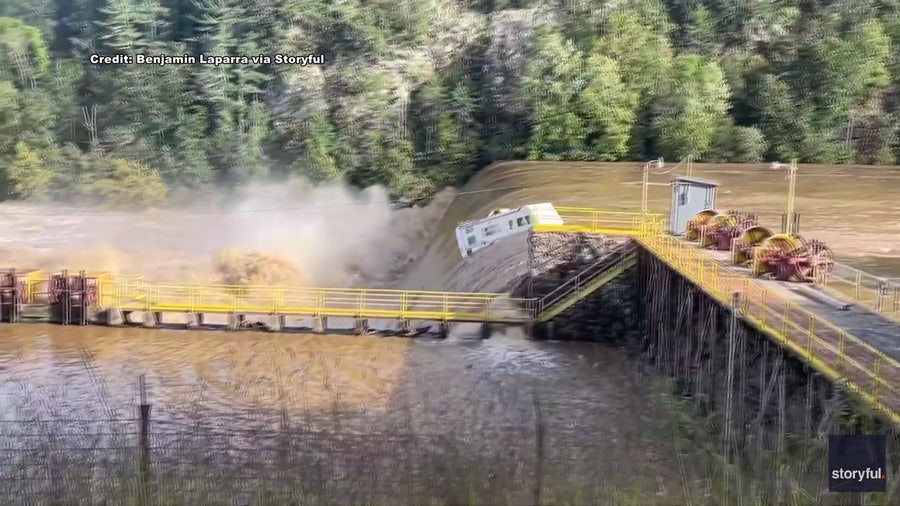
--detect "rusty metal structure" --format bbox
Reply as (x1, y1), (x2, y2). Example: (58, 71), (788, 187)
(750, 234), (836, 282)
(0, 269), (33, 322)
(0, 269), (107, 324)
(731, 225), (775, 265)
(685, 209), (719, 241)
(49, 270), (101, 324)
(523, 231), (624, 298)
(684, 208), (836, 284)
(696, 211), (759, 251)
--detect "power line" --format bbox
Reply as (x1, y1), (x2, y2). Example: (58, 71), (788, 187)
(0, 185), (526, 217)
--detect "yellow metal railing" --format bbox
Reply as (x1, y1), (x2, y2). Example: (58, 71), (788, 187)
(99, 274), (145, 307)
(103, 282), (534, 323)
(536, 245), (638, 321)
(23, 270), (44, 303)
(534, 207), (666, 235)
(637, 232), (900, 425)
(818, 264), (900, 324)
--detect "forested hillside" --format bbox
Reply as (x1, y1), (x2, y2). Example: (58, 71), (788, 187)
(1, 0), (899, 205)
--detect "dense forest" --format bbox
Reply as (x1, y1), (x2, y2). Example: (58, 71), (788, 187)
(1, 0), (899, 205)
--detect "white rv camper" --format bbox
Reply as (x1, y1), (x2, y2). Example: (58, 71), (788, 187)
(455, 203), (564, 258)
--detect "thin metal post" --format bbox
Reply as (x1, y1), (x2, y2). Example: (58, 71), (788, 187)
(641, 163), (650, 213)
(641, 158), (663, 213)
(78, 270), (87, 325)
(786, 160), (797, 235)
(724, 292), (741, 504)
(138, 375), (151, 478)
(532, 388), (544, 506)
(62, 269), (70, 325)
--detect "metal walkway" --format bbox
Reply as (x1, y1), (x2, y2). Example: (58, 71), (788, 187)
(533, 241), (637, 322)
(85, 209), (654, 325)
(523, 206), (900, 425)
(635, 233), (900, 427)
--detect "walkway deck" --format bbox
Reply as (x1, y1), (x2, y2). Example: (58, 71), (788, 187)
(637, 234), (900, 426)
(535, 207), (900, 425)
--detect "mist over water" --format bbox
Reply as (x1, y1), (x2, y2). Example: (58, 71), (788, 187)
(0, 179), (455, 287)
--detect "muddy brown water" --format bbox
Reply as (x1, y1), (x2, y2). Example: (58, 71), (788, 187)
(0, 162), (898, 501)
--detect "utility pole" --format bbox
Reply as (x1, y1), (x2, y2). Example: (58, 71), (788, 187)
(641, 158), (664, 213)
(770, 159), (799, 235)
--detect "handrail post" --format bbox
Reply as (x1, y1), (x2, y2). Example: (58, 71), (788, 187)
(807, 315), (815, 354)
(875, 280), (886, 312)
(872, 356), (882, 401)
(782, 302), (790, 335)
(838, 333), (846, 372)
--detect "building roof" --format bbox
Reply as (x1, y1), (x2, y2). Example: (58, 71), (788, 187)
(672, 175), (720, 187)
(524, 203), (564, 226)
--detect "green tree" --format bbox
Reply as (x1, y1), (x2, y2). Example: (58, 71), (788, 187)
(292, 112), (340, 182)
(0, 16), (50, 87)
(524, 29), (637, 161)
(0, 80), (20, 155)
(799, 18), (891, 128)
(594, 11), (673, 99)
(652, 54), (731, 161)
(593, 10), (674, 157)
(7, 141), (53, 198)
(85, 158), (168, 207)
(194, 0), (272, 184)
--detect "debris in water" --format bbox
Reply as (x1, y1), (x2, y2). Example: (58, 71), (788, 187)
(213, 248), (305, 286)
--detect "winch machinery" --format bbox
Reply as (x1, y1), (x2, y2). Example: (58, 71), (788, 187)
(686, 209), (835, 282)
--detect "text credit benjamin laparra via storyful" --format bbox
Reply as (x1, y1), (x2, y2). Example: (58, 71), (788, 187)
(89, 53), (325, 66)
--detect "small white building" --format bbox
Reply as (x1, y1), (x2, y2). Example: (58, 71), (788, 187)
(455, 203), (564, 258)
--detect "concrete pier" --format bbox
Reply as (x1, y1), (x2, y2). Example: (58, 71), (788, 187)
(355, 318), (369, 335)
(105, 308), (124, 326)
(227, 314), (245, 331)
(266, 315), (285, 332)
(186, 312), (202, 328)
(313, 316), (327, 333)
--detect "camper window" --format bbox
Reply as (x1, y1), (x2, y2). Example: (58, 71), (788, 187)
(467, 236), (476, 246)
(524, 216), (531, 224)
(516, 217), (526, 226)
(483, 225), (498, 236)
(508, 220), (514, 230)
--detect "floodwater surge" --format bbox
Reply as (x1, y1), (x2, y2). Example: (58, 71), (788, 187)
(1, 162), (899, 503)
